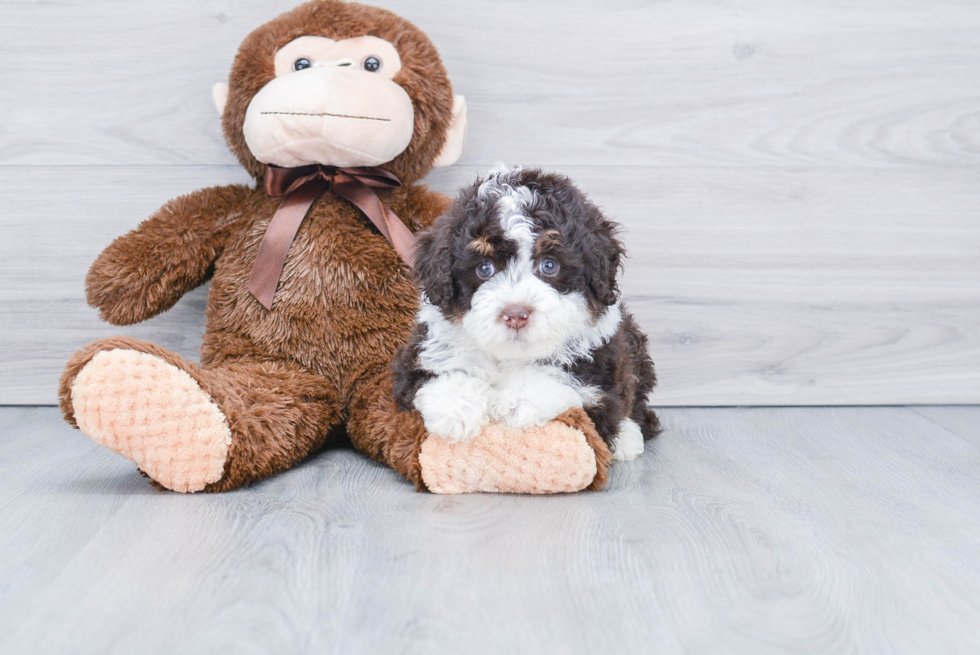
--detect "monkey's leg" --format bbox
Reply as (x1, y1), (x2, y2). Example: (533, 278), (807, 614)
(347, 371), (611, 494)
(60, 337), (342, 492)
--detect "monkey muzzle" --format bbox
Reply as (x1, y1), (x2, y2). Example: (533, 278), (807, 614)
(243, 66), (415, 169)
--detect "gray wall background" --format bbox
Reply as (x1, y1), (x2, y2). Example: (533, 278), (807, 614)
(1, 0), (978, 405)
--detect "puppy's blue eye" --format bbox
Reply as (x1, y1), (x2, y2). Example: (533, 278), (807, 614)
(294, 58), (312, 71)
(539, 258), (559, 277)
(476, 261), (496, 280)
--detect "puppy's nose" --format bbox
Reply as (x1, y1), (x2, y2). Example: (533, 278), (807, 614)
(500, 304), (533, 331)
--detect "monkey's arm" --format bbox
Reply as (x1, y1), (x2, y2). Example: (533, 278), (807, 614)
(86, 184), (257, 326)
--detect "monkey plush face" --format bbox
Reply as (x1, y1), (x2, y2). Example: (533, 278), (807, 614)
(242, 35), (416, 168)
(213, 0), (467, 184)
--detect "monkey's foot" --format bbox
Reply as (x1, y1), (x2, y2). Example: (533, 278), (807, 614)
(70, 349), (231, 493)
(418, 408), (611, 494)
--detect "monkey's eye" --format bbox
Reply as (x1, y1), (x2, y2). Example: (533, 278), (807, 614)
(362, 56), (382, 72)
(476, 261), (496, 280)
(539, 258), (560, 277)
(294, 58), (313, 71)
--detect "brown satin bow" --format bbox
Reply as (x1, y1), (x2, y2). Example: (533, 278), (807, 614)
(247, 164), (417, 310)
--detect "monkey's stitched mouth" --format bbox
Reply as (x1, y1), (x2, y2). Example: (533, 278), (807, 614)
(261, 111), (391, 122)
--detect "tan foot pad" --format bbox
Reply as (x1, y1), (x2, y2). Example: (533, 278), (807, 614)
(419, 421), (598, 494)
(71, 349), (231, 493)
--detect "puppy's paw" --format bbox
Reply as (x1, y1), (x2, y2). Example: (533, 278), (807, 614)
(414, 374), (491, 442)
(611, 418), (645, 461)
(491, 371), (583, 429)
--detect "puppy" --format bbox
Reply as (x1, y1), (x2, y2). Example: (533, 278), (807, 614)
(392, 165), (661, 461)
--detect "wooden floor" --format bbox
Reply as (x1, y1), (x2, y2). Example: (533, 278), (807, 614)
(2, 406), (978, 654)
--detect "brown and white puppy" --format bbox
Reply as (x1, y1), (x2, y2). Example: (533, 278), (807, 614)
(393, 165), (661, 460)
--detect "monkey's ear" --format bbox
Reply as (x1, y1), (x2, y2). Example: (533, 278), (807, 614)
(432, 95), (468, 168)
(212, 82), (230, 118)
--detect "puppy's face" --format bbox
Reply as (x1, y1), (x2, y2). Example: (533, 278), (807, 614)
(415, 166), (624, 361)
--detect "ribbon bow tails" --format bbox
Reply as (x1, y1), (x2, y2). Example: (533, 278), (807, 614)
(247, 164), (418, 310)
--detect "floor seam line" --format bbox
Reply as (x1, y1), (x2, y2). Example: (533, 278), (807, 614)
(906, 406), (980, 449)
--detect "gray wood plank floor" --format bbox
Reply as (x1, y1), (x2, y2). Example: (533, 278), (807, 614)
(2, 406), (978, 654)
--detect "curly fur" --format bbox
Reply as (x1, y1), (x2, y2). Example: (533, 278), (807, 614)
(393, 167), (662, 455)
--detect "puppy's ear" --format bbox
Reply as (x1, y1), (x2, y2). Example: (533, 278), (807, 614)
(413, 222), (455, 306)
(583, 207), (625, 309)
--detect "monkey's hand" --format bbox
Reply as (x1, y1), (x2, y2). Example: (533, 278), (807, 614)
(86, 184), (256, 325)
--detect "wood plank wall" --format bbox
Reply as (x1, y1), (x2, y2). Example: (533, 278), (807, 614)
(1, 0), (978, 405)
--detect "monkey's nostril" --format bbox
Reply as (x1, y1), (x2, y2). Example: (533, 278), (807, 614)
(500, 304), (533, 331)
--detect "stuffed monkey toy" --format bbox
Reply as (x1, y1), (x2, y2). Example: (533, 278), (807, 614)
(59, 0), (611, 494)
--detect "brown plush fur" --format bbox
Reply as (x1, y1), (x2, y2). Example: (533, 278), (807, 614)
(552, 408), (611, 491)
(59, 0), (610, 493)
(347, 370), (430, 489)
(60, 336), (342, 492)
